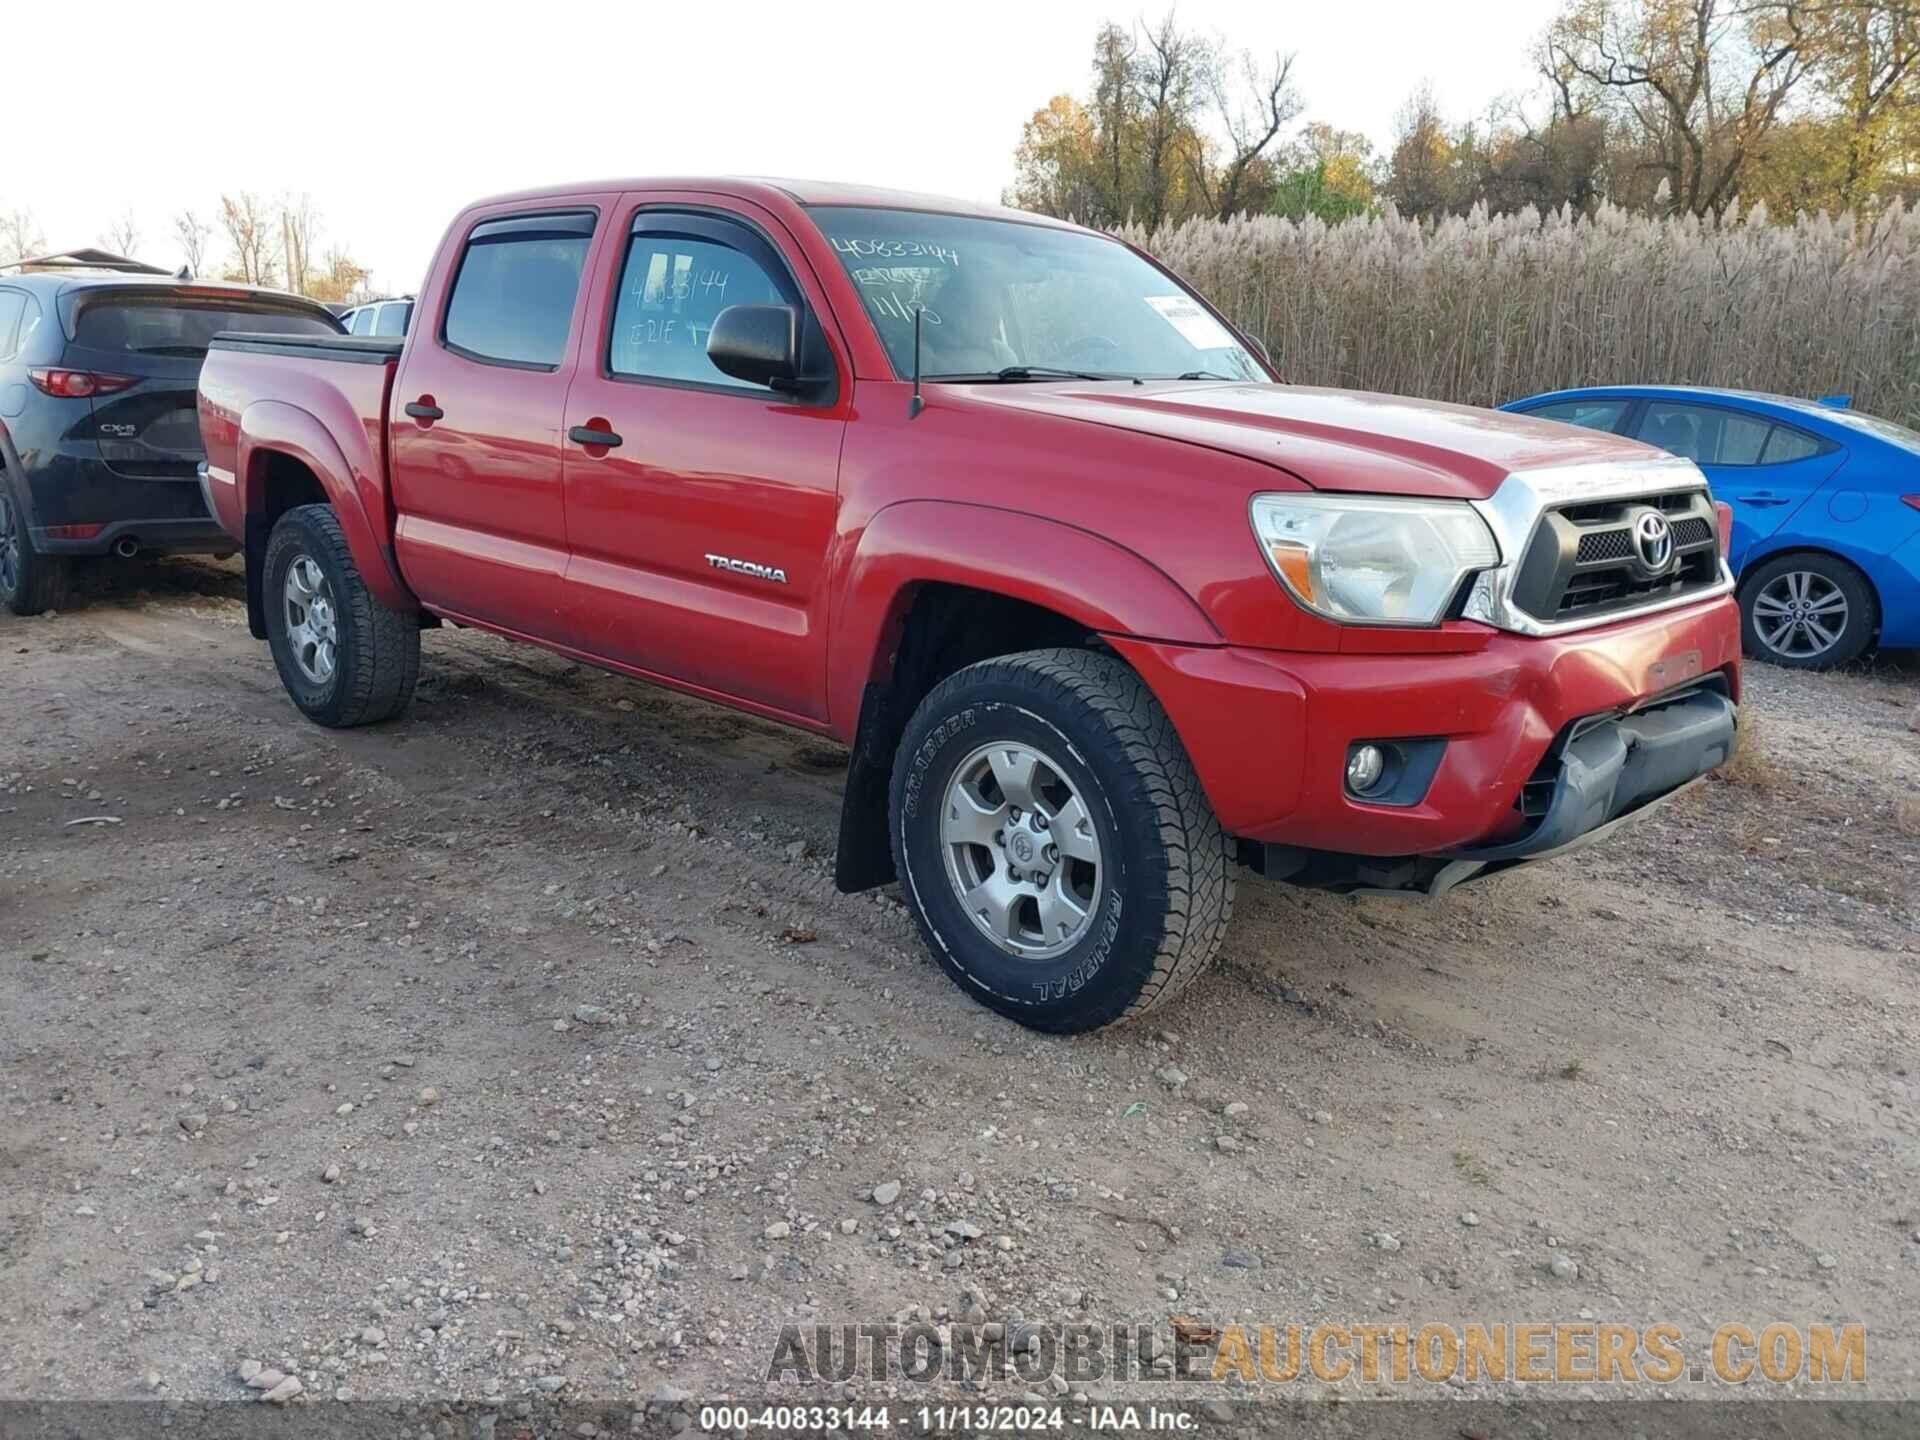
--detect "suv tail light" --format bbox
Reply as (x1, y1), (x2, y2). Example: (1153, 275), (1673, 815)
(1903, 495), (1920, 513)
(1714, 500), (1733, 556)
(28, 368), (139, 398)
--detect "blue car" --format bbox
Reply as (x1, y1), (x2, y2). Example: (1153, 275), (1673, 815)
(1503, 386), (1920, 668)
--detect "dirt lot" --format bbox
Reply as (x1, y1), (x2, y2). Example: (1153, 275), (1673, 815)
(2, 556), (1917, 1425)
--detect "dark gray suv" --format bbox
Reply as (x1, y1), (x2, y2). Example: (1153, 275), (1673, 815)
(0, 274), (341, 613)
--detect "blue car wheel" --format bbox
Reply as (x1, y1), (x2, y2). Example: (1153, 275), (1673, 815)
(1739, 552), (1877, 669)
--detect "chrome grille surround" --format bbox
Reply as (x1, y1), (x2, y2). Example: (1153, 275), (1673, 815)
(1462, 458), (1736, 637)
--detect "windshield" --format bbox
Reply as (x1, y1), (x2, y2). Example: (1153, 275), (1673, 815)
(812, 207), (1263, 383)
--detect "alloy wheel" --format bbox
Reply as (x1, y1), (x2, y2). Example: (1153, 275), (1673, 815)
(283, 554), (339, 684)
(1752, 569), (1849, 660)
(940, 740), (1103, 960)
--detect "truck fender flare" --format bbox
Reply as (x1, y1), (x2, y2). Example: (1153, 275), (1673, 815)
(236, 400), (413, 613)
(829, 499), (1219, 727)
(827, 499), (1219, 893)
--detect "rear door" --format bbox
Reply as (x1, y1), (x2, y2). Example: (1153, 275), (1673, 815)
(557, 197), (851, 721)
(1632, 400), (1845, 570)
(389, 202), (611, 637)
(63, 287), (337, 497)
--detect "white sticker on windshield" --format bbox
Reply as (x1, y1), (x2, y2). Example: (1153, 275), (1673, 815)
(1145, 294), (1235, 350)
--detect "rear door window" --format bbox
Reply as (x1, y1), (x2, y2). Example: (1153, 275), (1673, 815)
(348, 307), (375, 336)
(1639, 403), (1771, 465)
(442, 211), (594, 369)
(1527, 398), (1630, 433)
(1639, 402), (1826, 467)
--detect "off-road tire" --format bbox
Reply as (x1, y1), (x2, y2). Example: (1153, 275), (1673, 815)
(263, 503), (420, 727)
(0, 480), (72, 617)
(889, 648), (1235, 1033)
(1739, 551), (1876, 670)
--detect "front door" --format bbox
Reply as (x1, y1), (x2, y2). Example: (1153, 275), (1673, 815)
(1633, 400), (1845, 571)
(559, 201), (850, 722)
(390, 205), (608, 637)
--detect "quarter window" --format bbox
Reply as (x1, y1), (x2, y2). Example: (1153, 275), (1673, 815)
(443, 212), (595, 369)
(1760, 426), (1824, 464)
(0, 290), (24, 358)
(348, 307), (375, 336)
(610, 232), (788, 389)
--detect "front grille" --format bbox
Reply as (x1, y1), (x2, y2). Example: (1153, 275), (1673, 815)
(1511, 487), (1723, 626)
(1575, 529), (1633, 563)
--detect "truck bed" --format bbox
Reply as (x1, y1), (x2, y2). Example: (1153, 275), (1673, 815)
(208, 332), (405, 365)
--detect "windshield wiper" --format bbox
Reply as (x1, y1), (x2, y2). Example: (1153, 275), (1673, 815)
(132, 344), (209, 357)
(930, 365), (1138, 384)
(1173, 369), (1236, 380)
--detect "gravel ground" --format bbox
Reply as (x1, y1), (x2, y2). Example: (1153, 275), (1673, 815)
(1, 556), (1916, 1429)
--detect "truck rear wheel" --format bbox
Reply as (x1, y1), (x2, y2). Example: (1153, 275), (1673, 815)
(263, 503), (420, 727)
(889, 648), (1235, 1033)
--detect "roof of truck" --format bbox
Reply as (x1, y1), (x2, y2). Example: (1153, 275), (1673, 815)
(462, 177), (1091, 232)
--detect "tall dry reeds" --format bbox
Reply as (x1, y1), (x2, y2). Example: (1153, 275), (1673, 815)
(1124, 202), (1920, 425)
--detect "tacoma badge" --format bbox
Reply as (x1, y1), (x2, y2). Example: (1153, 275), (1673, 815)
(704, 553), (788, 585)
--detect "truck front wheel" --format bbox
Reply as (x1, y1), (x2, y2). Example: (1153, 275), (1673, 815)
(889, 648), (1235, 1033)
(263, 503), (420, 727)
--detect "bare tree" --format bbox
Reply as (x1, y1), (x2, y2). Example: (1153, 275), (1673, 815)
(1201, 50), (1302, 218)
(0, 208), (45, 267)
(101, 210), (141, 258)
(218, 192), (276, 286)
(279, 194), (320, 296)
(173, 210), (212, 276)
(1133, 12), (1212, 229)
(1549, 0), (1812, 216)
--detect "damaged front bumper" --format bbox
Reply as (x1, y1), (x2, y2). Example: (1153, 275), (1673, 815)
(1246, 683), (1739, 898)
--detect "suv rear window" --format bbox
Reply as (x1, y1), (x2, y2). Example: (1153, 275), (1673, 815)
(69, 292), (338, 357)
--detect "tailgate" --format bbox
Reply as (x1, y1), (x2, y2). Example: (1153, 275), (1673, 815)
(63, 287), (342, 481)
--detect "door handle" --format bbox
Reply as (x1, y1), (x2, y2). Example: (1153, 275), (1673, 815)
(1742, 491), (1792, 507)
(568, 424), (623, 449)
(404, 400), (444, 421)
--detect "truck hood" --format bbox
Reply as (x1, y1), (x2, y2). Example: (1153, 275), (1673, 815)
(960, 380), (1663, 501)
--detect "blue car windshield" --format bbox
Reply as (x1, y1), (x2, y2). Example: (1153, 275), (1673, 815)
(810, 206), (1263, 383)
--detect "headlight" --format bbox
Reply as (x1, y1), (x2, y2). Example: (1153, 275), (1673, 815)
(1249, 493), (1500, 626)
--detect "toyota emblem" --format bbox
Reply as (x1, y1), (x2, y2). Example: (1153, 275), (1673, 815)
(1633, 511), (1674, 572)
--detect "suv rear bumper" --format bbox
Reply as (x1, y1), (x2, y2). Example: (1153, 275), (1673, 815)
(1110, 594), (1742, 879)
(33, 515), (233, 556)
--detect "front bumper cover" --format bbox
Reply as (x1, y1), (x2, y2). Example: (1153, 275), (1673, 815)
(1448, 687), (1736, 862)
(1400, 685), (1738, 895)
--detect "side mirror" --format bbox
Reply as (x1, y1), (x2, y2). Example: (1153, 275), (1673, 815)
(708, 304), (801, 391)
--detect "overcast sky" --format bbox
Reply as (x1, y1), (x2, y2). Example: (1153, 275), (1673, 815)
(6, 0), (1554, 293)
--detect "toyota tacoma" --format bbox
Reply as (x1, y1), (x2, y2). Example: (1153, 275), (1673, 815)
(196, 178), (1741, 1032)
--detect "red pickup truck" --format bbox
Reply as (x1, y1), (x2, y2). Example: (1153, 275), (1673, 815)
(197, 178), (1741, 1033)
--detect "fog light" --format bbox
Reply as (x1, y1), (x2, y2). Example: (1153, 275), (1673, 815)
(1346, 744), (1386, 795)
